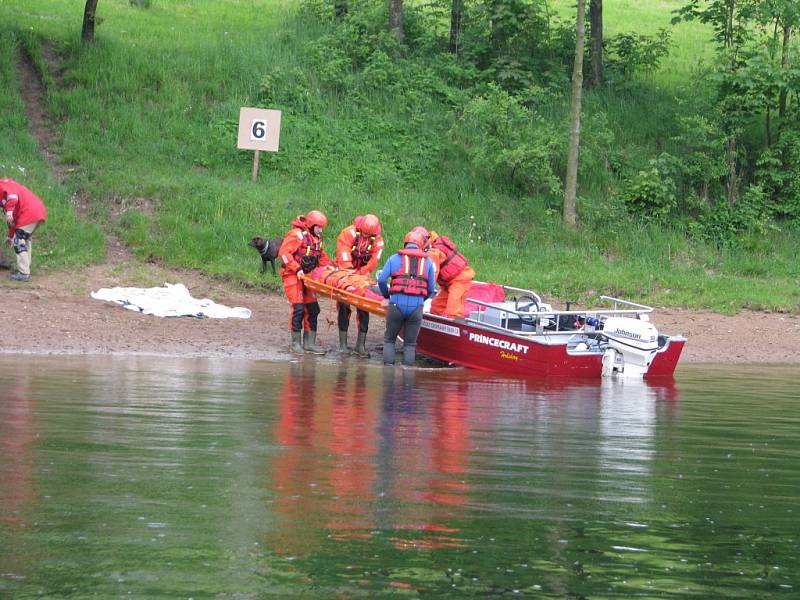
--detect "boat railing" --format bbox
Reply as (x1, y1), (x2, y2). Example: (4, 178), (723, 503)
(462, 289), (654, 337)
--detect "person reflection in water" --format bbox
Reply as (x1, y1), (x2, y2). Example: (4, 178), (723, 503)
(325, 364), (378, 542)
(270, 360), (322, 556)
(0, 363), (39, 540)
(271, 361), (382, 554)
(376, 369), (468, 550)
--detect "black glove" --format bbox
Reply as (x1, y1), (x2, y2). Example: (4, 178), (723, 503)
(300, 255), (319, 273)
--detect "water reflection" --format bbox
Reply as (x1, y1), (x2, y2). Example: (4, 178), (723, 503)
(328, 363), (377, 541)
(270, 365), (472, 555)
(268, 364), (680, 561)
(376, 368), (469, 551)
(0, 362), (39, 583)
(0, 364), (38, 528)
(2, 357), (799, 598)
(597, 378), (676, 499)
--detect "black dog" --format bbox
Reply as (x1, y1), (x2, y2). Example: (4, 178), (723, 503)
(248, 236), (282, 275)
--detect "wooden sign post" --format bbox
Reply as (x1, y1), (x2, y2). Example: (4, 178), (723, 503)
(237, 108), (281, 182)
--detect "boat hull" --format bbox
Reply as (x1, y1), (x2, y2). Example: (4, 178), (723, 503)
(416, 314), (685, 379)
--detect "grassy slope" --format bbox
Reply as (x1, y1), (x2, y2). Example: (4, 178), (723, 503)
(0, 32), (104, 269)
(0, 0), (797, 311)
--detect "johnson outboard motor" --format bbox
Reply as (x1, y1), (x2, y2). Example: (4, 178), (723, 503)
(600, 316), (659, 377)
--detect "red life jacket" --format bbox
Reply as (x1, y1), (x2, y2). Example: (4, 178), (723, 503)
(293, 229), (323, 271)
(431, 236), (468, 284)
(350, 231), (377, 269)
(389, 248), (429, 297)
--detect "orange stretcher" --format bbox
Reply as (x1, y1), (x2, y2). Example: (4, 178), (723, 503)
(302, 267), (388, 317)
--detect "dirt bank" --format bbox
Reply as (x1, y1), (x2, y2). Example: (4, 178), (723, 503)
(2, 258), (799, 365)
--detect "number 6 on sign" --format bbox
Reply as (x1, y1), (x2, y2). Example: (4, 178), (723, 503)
(250, 119), (267, 141)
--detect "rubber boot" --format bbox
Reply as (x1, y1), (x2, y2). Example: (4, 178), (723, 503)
(353, 331), (370, 358)
(290, 331), (304, 355)
(402, 344), (416, 367)
(383, 341), (396, 365)
(304, 330), (326, 355)
(338, 329), (352, 354)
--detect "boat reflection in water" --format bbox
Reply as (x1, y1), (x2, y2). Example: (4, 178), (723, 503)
(267, 362), (678, 558)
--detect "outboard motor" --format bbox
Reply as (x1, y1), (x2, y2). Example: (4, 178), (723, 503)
(600, 316), (659, 377)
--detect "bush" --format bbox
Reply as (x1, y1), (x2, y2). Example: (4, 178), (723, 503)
(689, 185), (773, 245)
(454, 84), (562, 197)
(761, 127), (800, 218)
(606, 29), (672, 83)
(620, 154), (678, 222)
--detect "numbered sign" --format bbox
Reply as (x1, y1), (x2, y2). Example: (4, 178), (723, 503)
(237, 108), (281, 152)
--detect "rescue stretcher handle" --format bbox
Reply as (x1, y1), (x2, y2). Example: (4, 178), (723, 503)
(302, 277), (388, 317)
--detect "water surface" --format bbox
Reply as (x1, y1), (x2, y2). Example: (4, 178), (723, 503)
(1, 356), (798, 598)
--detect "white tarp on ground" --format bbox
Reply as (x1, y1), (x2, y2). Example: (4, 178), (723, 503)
(90, 283), (251, 319)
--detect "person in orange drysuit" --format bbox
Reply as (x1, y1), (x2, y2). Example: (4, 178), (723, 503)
(417, 227), (475, 320)
(333, 214), (384, 357)
(0, 179), (47, 282)
(278, 210), (331, 355)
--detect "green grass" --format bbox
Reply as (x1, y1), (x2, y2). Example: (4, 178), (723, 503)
(0, 34), (103, 271)
(0, 0), (798, 312)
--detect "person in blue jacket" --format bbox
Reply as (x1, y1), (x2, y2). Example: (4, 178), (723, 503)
(377, 229), (437, 367)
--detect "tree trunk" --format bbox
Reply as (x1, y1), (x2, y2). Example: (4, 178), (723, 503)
(725, 0), (734, 50)
(766, 105), (772, 147)
(389, 0), (404, 45)
(779, 23), (791, 119)
(82, 0), (99, 43)
(449, 0), (463, 54)
(563, 0), (586, 228)
(334, 0), (348, 20)
(589, 0), (603, 86)
(726, 138), (738, 205)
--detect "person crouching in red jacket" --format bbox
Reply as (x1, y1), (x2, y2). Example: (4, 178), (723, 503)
(278, 210), (330, 355)
(0, 179), (47, 282)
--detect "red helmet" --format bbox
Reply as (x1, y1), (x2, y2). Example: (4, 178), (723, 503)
(305, 210), (328, 229)
(403, 230), (426, 248)
(411, 225), (429, 242)
(358, 214), (381, 236)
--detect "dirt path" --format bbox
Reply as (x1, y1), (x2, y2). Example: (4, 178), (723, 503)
(4, 47), (800, 365)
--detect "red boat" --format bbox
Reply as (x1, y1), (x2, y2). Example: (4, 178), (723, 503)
(302, 272), (685, 379)
(416, 285), (685, 379)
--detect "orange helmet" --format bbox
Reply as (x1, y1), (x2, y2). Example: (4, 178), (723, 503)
(305, 210), (328, 229)
(403, 230), (426, 248)
(358, 214), (381, 236)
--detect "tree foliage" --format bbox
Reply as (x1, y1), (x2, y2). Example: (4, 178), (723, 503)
(291, 0), (799, 243)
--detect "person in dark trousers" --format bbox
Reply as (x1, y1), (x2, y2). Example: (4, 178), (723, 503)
(377, 230), (436, 367)
(277, 210), (330, 355)
(334, 214), (384, 357)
